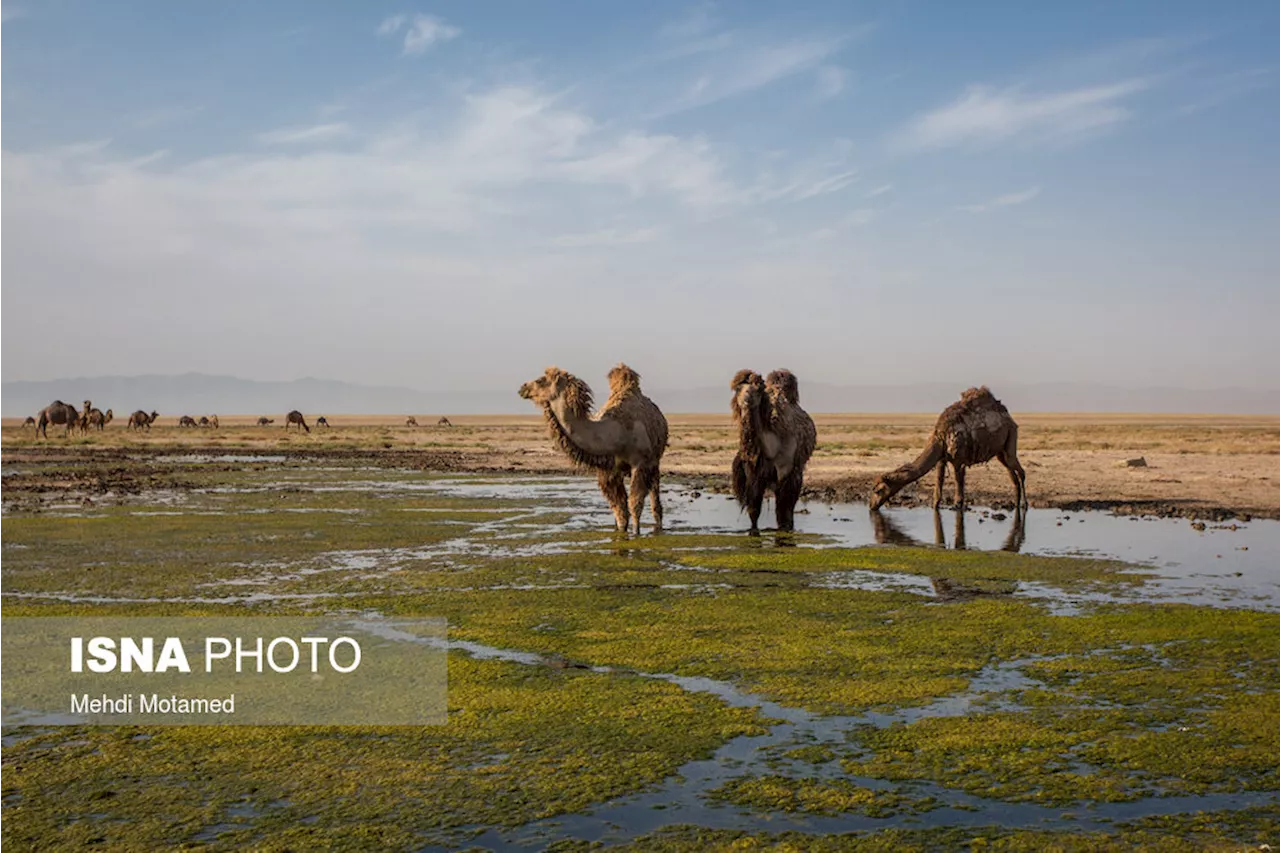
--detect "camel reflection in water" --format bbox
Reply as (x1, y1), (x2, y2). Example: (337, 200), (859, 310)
(870, 507), (1026, 553)
(870, 507), (1026, 600)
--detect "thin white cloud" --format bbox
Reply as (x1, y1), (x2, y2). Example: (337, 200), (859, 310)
(898, 79), (1151, 150)
(377, 14), (407, 36)
(258, 123), (352, 145)
(865, 183), (892, 197)
(959, 186), (1041, 213)
(1172, 67), (1273, 117)
(377, 13), (459, 55)
(814, 65), (847, 99)
(549, 227), (662, 248)
(403, 15), (460, 55)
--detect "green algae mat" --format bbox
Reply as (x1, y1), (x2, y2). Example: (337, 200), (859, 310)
(2, 456), (1277, 851)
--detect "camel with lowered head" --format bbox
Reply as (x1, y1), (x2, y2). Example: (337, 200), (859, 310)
(730, 369), (817, 533)
(519, 364), (668, 534)
(405, 416), (419, 427)
(258, 417), (274, 426)
(870, 386), (1027, 511)
(128, 410), (159, 430)
(285, 410), (310, 432)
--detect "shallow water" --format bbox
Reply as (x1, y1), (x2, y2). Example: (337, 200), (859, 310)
(410, 475), (1280, 612)
(416, 635), (1280, 851)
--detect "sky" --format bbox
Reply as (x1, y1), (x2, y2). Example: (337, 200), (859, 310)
(3, 1), (1278, 395)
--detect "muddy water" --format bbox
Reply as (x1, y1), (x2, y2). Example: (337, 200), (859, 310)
(422, 475), (1280, 612)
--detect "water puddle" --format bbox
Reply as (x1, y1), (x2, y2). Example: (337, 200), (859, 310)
(411, 635), (1280, 850)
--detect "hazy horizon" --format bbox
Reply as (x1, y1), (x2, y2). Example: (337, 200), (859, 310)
(3, 2), (1278, 391)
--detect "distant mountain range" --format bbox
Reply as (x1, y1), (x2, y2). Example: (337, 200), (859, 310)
(4, 373), (1278, 416)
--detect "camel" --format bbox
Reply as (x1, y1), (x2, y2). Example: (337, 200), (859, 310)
(37, 400), (81, 438)
(519, 364), (668, 534)
(870, 386), (1027, 512)
(179, 416), (199, 428)
(209, 415), (219, 429)
(128, 410), (159, 431)
(84, 408), (113, 431)
(729, 369), (818, 533)
(316, 416), (330, 428)
(22, 416), (36, 429)
(285, 410), (310, 433)
(405, 416), (419, 427)
(437, 417), (452, 427)
(258, 417), (274, 426)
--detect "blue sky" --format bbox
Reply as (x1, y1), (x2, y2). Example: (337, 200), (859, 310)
(3, 1), (1278, 393)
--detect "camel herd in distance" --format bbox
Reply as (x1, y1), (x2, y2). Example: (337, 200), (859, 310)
(21, 403), (457, 437)
(21, 366), (1030, 532)
(519, 364), (1028, 534)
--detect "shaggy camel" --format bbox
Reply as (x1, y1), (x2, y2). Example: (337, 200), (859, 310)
(84, 408), (113, 431)
(37, 400), (81, 438)
(316, 416), (330, 428)
(179, 416), (199, 428)
(870, 386), (1027, 511)
(285, 411), (310, 433)
(730, 369), (818, 533)
(405, 417), (419, 427)
(258, 417), (274, 426)
(128, 410), (159, 431)
(519, 364), (668, 534)
(437, 417), (452, 427)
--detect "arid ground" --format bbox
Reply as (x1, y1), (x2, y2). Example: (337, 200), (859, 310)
(5, 412), (1279, 518)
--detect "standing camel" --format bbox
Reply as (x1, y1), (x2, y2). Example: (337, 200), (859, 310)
(729, 369), (818, 533)
(316, 416), (330, 428)
(519, 364), (668, 534)
(405, 416), (419, 427)
(37, 400), (81, 438)
(128, 410), (159, 431)
(437, 417), (453, 427)
(179, 416), (199, 428)
(870, 386), (1027, 511)
(22, 416), (37, 429)
(84, 408), (113, 431)
(285, 411), (310, 433)
(258, 417), (274, 426)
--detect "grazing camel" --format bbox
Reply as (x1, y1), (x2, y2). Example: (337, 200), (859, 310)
(22, 416), (37, 429)
(437, 417), (453, 427)
(179, 415), (199, 428)
(285, 410), (310, 433)
(729, 369), (818, 533)
(405, 416), (419, 427)
(870, 386), (1027, 512)
(316, 416), (330, 428)
(37, 400), (81, 438)
(519, 364), (668, 534)
(128, 410), (159, 431)
(84, 408), (113, 431)
(198, 416), (210, 427)
(258, 417), (275, 426)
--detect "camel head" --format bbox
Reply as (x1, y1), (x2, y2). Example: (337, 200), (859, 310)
(519, 366), (594, 416)
(729, 370), (765, 424)
(869, 466), (915, 511)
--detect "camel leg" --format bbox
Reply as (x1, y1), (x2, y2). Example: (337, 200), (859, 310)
(932, 509), (945, 547)
(598, 470), (630, 532)
(775, 474), (803, 531)
(932, 461), (946, 510)
(648, 469), (663, 532)
(747, 476), (766, 534)
(953, 509), (967, 549)
(998, 449), (1028, 510)
(628, 468), (652, 535)
(953, 464), (967, 511)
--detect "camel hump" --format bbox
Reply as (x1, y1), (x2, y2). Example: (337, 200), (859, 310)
(607, 363), (642, 395)
(730, 369), (761, 390)
(766, 369), (801, 405)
